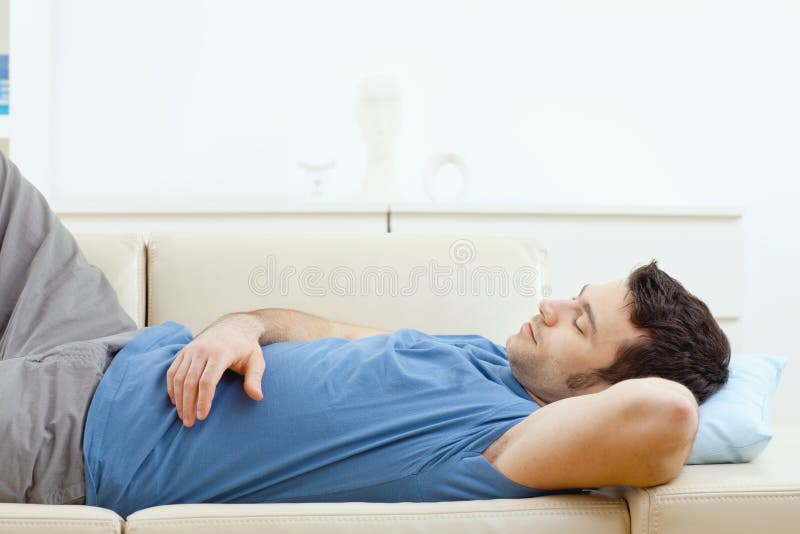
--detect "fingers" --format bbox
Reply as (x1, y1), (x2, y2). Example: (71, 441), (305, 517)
(167, 339), (265, 428)
(173, 352), (193, 419)
(196, 360), (227, 421)
(243, 347), (266, 401)
(166, 351), (184, 405)
(181, 355), (208, 427)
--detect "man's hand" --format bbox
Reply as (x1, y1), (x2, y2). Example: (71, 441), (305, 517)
(167, 313), (265, 427)
(166, 308), (388, 427)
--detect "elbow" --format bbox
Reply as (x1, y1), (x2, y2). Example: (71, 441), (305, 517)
(666, 389), (700, 461)
(650, 395), (699, 486)
(605, 377), (700, 488)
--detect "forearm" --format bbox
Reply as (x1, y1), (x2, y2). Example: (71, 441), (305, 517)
(614, 377), (699, 479)
(207, 308), (388, 346)
(498, 377), (698, 489)
(601, 378), (699, 484)
(171, 308), (388, 426)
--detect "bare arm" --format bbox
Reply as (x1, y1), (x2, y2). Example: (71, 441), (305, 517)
(167, 308), (389, 427)
(231, 308), (390, 345)
(491, 377), (699, 490)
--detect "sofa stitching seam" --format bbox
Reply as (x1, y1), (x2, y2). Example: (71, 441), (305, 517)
(637, 488), (654, 534)
(146, 238), (155, 327)
(138, 234), (146, 327)
(0, 520), (117, 526)
(651, 484), (798, 493)
(657, 493), (800, 503)
(126, 509), (626, 526)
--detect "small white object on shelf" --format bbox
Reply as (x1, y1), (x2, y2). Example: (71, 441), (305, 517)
(423, 152), (470, 202)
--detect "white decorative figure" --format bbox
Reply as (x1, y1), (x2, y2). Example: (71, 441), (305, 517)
(356, 75), (402, 202)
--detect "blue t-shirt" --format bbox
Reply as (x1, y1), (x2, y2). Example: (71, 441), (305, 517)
(84, 321), (566, 517)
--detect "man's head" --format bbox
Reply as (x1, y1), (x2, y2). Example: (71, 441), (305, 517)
(506, 260), (730, 406)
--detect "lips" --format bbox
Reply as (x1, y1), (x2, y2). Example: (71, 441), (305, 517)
(524, 321), (537, 344)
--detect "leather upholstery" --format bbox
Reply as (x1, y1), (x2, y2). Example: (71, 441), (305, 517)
(75, 233), (146, 327)
(146, 233), (550, 341)
(600, 423), (800, 533)
(0, 503), (122, 533)
(123, 495), (628, 534)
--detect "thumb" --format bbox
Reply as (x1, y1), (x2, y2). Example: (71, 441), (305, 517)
(243, 348), (265, 401)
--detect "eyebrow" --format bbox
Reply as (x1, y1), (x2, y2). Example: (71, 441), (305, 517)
(577, 284), (598, 339)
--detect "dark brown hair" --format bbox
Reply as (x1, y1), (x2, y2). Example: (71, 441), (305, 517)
(567, 260), (730, 404)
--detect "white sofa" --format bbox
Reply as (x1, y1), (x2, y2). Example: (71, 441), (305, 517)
(1, 233), (797, 534)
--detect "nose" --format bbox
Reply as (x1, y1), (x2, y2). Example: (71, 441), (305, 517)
(538, 298), (577, 327)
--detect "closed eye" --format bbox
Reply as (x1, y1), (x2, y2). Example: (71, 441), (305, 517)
(571, 297), (584, 335)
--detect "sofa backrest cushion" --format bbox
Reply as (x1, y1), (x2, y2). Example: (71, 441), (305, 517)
(146, 233), (550, 343)
(75, 233), (146, 327)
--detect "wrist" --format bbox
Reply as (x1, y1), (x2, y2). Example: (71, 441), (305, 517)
(223, 311), (267, 345)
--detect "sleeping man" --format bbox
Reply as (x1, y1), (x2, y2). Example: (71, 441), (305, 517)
(0, 153), (730, 517)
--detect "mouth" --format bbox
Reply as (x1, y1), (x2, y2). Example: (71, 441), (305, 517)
(523, 321), (537, 344)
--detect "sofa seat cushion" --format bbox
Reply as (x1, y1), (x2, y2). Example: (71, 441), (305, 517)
(0, 503), (123, 534)
(124, 495), (628, 534)
(604, 423), (800, 534)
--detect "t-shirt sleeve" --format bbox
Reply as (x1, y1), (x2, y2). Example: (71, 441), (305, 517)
(415, 402), (575, 501)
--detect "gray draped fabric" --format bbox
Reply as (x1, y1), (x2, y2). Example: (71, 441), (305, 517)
(0, 152), (142, 503)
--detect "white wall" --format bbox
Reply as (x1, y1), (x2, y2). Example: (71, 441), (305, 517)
(14, 0), (776, 208)
(9, 1), (800, 421)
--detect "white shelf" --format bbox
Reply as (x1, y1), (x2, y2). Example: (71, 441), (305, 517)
(53, 200), (744, 218)
(390, 202), (744, 218)
(54, 200), (389, 215)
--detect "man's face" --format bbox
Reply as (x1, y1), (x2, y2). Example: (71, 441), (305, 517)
(506, 279), (643, 406)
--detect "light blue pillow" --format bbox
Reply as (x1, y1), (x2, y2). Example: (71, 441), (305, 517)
(686, 354), (788, 464)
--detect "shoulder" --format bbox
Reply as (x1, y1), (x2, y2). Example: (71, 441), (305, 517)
(393, 329), (507, 356)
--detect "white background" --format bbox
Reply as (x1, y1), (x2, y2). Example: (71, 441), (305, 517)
(8, 0), (800, 422)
